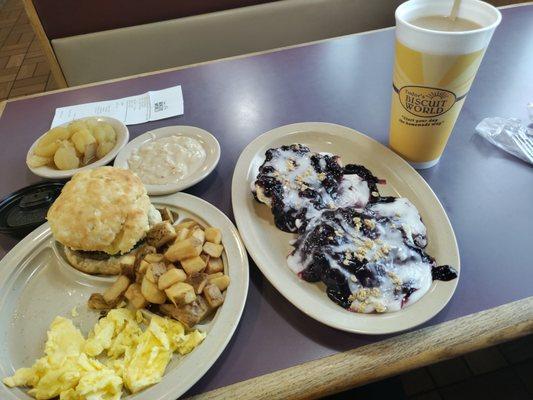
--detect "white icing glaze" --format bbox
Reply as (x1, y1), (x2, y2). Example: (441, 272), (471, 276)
(370, 198), (427, 246)
(128, 135), (206, 185)
(287, 246), (308, 274)
(344, 219), (432, 313)
(254, 186), (272, 207)
(336, 174), (370, 209)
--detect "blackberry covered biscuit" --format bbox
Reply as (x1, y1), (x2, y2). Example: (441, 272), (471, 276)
(287, 207), (436, 313)
(253, 144), (379, 232)
(252, 144), (457, 314)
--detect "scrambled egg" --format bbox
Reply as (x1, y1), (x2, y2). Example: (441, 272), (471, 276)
(3, 309), (205, 399)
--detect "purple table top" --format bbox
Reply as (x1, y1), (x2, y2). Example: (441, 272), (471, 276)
(0, 5), (532, 396)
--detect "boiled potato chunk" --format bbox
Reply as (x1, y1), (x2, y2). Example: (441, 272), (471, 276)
(71, 128), (96, 154)
(100, 123), (116, 142)
(68, 120), (88, 134)
(38, 127), (71, 147)
(59, 139), (76, 151)
(91, 126), (108, 144)
(27, 154), (50, 168)
(31, 119), (118, 171)
(92, 123), (116, 144)
(34, 141), (59, 157)
(84, 118), (100, 129)
(82, 142), (97, 165)
(96, 141), (115, 159)
(54, 145), (80, 170)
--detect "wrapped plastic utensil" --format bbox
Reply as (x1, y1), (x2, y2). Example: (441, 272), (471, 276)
(475, 117), (533, 165)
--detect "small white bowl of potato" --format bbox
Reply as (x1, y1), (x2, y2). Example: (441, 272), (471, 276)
(26, 116), (129, 179)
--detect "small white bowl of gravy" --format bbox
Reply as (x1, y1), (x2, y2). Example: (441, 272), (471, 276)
(114, 126), (220, 195)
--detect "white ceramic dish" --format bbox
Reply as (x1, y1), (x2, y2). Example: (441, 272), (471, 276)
(26, 116), (129, 179)
(231, 122), (460, 335)
(0, 193), (249, 400)
(114, 126), (221, 195)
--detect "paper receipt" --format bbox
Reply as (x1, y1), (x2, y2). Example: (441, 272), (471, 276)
(51, 85), (184, 127)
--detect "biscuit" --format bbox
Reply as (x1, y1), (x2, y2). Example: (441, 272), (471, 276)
(253, 145), (378, 233)
(64, 247), (131, 275)
(47, 167), (154, 254)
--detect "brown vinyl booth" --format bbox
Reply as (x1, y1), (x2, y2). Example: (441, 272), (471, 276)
(24, 0), (405, 88)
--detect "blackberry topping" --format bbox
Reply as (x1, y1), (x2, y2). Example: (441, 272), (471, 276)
(432, 265), (458, 281)
(327, 284), (352, 309)
(344, 164), (381, 201)
(253, 144), (457, 314)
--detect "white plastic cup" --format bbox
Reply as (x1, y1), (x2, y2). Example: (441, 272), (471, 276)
(389, 0), (502, 169)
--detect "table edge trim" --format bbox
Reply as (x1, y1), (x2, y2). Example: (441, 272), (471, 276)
(187, 296), (533, 400)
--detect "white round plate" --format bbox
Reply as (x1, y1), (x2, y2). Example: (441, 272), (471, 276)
(114, 126), (221, 195)
(0, 193), (249, 400)
(26, 116), (129, 179)
(231, 122), (460, 335)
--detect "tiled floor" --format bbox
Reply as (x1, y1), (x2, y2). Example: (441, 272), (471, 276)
(400, 335), (533, 400)
(328, 335), (533, 399)
(0, 0), (531, 399)
(0, 0), (56, 101)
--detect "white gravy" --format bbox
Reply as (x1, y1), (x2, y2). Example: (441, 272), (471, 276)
(128, 135), (206, 185)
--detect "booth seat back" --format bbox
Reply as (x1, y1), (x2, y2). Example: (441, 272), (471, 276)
(52, 0), (402, 86)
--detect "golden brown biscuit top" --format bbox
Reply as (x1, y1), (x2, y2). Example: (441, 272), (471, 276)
(47, 166), (151, 254)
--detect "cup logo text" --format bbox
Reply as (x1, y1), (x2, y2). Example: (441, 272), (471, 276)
(398, 86), (456, 118)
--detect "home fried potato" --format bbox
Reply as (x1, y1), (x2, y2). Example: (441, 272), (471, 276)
(203, 242), (224, 258)
(89, 217), (230, 331)
(125, 283), (147, 309)
(165, 282), (196, 306)
(103, 275), (130, 304)
(141, 276), (166, 304)
(208, 274), (230, 291)
(204, 227), (222, 245)
(203, 283), (224, 308)
(205, 257), (223, 274)
(158, 268), (187, 290)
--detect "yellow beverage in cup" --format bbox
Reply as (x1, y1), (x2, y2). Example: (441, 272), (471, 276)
(389, 0), (501, 169)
